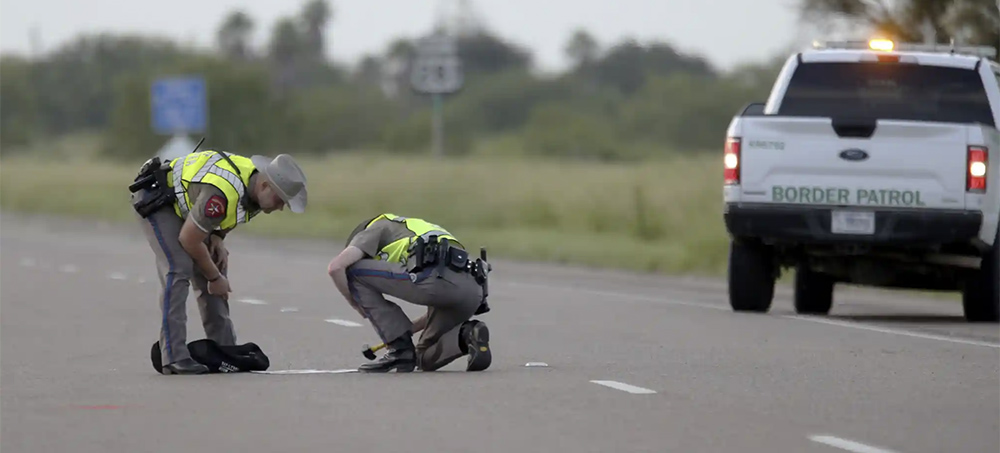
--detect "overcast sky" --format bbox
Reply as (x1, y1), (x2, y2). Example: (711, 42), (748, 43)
(1, 0), (816, 72)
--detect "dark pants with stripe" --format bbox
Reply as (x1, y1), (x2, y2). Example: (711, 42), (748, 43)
(133, 191), (237, 367)
(347, 258), (483, 371)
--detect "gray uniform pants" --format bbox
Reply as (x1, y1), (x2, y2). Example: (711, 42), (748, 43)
(133, 194), (237, 366)
(347, 258), (483, 371)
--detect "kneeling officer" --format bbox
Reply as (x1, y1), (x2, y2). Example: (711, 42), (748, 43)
(326, 214), (492, 373)
(129, 149), (307, 374)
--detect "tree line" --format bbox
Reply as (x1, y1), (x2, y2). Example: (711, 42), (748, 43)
(3, 0), (996, 161)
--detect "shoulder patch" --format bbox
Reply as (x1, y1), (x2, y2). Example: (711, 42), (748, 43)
(204, 195), (226, 218)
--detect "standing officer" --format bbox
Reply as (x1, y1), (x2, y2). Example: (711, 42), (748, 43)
(129, 150), (308, 375)
(326, 214), (492, 373)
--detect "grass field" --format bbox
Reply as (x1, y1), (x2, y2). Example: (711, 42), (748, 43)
(0, 147), (735, 276)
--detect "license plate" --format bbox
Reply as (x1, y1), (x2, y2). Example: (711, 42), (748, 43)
(831, 210), (875, 235)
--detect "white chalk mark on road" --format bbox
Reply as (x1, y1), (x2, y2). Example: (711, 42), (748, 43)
(58, 264), (78, 273)
(325, 318), (363, 327)
(108, 272), (127, 281)
(252, 369), (359, 375)
(238, 298), (268, 305)
(786, 315), (1000, 349)
(809, 435), (900, 453)
(590, 380), (656, 394)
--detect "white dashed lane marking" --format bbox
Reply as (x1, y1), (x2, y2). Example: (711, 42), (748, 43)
(280, 307), (299, 313)
(808, 435), (900, 453)
(108, 272), (128, 281)
(325, 319), (363, 327)
(590, 380), (656, 394)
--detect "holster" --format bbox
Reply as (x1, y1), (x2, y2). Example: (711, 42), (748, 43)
(130, 157), (177, 219)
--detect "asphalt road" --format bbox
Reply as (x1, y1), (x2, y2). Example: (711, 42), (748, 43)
(2, 212), (997, 453)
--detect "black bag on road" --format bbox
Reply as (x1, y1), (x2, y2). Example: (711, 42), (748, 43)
(150, 339), (270, 374)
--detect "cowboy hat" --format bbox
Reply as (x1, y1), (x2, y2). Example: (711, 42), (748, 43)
(250, 154), (308, 213)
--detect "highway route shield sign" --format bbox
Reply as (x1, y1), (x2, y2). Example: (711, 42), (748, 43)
(410, 34), (464, 95)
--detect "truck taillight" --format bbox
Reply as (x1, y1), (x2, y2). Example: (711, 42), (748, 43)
(967, 146), (987, 192)
(724, 137), (741, 185)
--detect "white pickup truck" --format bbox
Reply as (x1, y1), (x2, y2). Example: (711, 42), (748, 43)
(723, 39), (1000, 322)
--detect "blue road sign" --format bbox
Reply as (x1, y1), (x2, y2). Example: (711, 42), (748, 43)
(151, 76), (207, 134)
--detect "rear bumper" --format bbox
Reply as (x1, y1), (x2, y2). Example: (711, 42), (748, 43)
(724, 203), (983, 250)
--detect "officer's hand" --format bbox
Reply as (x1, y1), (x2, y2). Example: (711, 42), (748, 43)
(213, 243), (229, 275)
(208, 235), (229, 275)
(208, 275), (231, 298)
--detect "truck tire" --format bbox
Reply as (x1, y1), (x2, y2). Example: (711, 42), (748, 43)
(962, 230), (999, 323)
(728, 239), (775, 312)
(793, 265), (834, 315)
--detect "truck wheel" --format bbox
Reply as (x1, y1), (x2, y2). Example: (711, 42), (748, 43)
(794, 265), (834, 315)
(728, 239), (775, 312)
(962, 231), (999, 323)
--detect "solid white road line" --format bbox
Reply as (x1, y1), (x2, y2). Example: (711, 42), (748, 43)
(504, 282), (728, 311)
(237, 298), (268, 305)
(505, 282), (996, 350)
(325, 318), (363, 327)
(589, 380), (657, 394)
(809, 435), (900, 453)
(786, 315), (1000, 349)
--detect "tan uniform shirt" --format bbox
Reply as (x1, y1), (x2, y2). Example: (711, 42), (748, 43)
(184, 173), (262, 236)
(348, 217), (466, 264)
(348, 218), (417, 260)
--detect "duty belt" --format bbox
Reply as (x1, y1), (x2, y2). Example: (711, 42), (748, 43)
(406, 236), (492, 314)
(407, 236), (466, 273)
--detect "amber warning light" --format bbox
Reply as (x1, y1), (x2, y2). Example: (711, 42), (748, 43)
(869, 39), (895, 51)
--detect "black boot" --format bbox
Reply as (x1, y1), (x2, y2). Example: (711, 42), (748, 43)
(359, 334), (416, 373)
(162, 358), (210, 375)
(461, 320), (491, 372)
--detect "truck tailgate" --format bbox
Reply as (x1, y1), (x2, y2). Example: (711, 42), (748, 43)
(737, 117), (969, 211)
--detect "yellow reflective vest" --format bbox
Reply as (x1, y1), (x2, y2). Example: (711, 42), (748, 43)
(168, 150), (258, 231)
(365, 213), (463, 264)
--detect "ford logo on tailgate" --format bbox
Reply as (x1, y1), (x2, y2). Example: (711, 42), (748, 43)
(839, 148), (869, 161)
